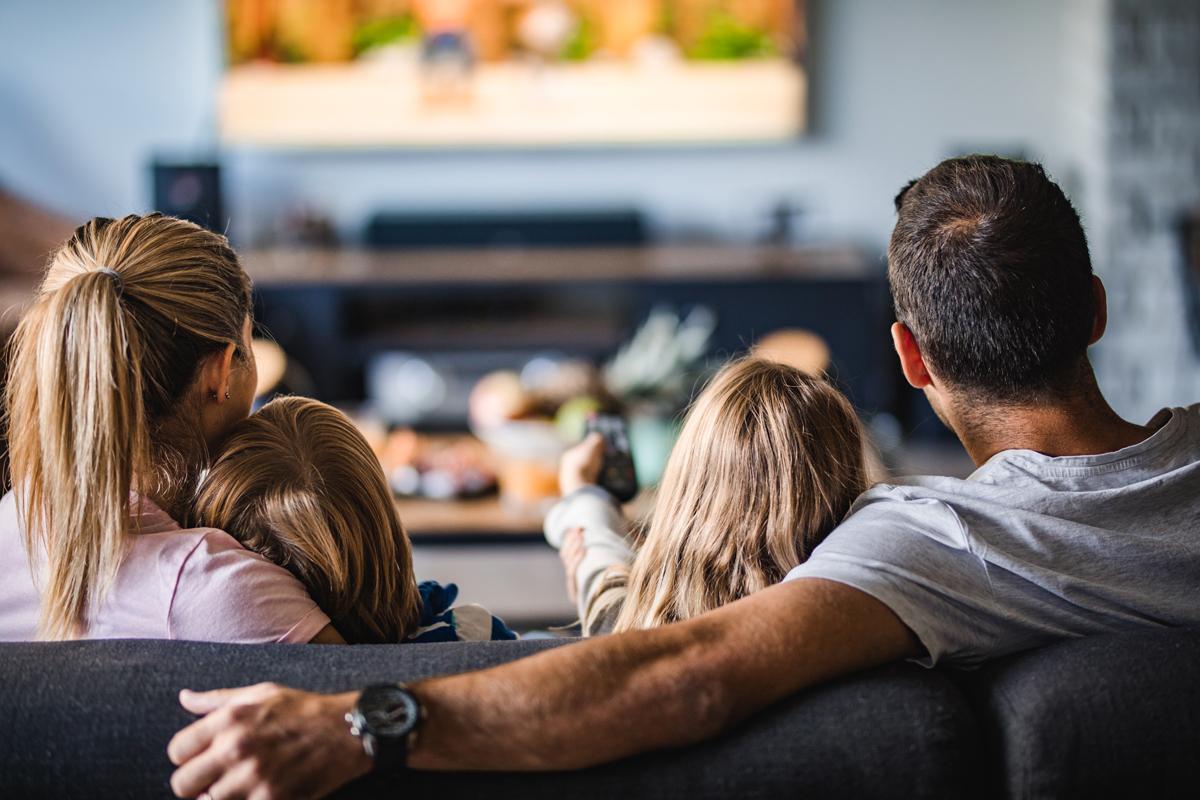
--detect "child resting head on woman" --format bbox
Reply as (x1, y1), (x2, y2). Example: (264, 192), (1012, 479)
(545, 357), (870, 635)
(192, 396), (515, 644)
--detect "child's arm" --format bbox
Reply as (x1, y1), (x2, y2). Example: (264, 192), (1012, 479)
(544, 486), (636, 629)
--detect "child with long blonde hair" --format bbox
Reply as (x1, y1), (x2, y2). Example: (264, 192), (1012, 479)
(546, 358), (870, 635)
(192, 396), (515, 644)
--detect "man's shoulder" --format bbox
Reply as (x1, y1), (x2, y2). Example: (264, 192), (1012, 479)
(834, 468), (1055, 548)
(849, 478), (976, 513)
(834, 480), (974, 548)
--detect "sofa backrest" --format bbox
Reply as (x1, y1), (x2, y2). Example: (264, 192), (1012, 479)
(0, 637), (981, 799)
(4, 630), (1199, 798)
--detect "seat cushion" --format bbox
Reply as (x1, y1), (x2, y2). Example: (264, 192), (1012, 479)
(962, 629), (1200, 800)
(0, 638), (982, 799)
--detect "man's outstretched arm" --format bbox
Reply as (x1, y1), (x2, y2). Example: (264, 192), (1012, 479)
(168, 578), (919, 798)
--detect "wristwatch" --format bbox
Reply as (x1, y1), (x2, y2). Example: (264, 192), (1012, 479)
(345, 683), (422, 772)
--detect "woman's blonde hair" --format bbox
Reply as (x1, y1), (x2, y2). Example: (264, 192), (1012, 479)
(192, 397), (421, 644)
(5, 214), (253, 640)
(587, 358), (869, 635)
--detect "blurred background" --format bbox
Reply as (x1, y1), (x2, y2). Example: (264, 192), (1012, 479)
(1, 0), (1197, 628)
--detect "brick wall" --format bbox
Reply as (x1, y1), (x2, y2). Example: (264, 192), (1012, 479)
(1092, 0), (1200, 419)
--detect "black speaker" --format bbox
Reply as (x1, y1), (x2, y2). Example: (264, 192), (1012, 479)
(151, 161), (223, 232)
(365, 209), (646, 249)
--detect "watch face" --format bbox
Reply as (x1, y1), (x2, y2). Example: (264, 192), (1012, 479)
(360, 685), (420, 738)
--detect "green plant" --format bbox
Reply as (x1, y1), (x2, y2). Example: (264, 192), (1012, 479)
(352, 15), (419, 57)
(274, 37), (309, 64)
(689, 13), (775, 61)
(658, 0), (678, 37)
(560, 16), (597, 61)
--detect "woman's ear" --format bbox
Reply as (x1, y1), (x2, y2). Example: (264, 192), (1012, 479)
(199, 342), (238, 403)
(891, 322), (932, 389)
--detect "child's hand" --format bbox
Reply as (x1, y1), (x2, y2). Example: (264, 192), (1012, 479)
(558, 432), (605, 496)
(560, 527), (586, 605)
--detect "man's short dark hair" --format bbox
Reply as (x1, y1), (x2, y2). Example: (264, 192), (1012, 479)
(888, 155), (1095, 401)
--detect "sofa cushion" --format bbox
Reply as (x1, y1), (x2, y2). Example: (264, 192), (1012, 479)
(962, 628), (1200, 800)
(0, 637), (982, 799)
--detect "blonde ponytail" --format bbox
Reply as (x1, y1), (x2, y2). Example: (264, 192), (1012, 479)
(9, 271), (149, 638)
(5, 215), (251, 639)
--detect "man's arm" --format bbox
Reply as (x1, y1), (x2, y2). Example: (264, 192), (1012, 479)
(168, 578), (919, 797)
(412, 577), (918, 770)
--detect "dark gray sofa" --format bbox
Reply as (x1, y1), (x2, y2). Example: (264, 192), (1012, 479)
(1, 629), (1198, 799)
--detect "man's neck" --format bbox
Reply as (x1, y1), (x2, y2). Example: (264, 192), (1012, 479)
(948, 389), (1156, 466)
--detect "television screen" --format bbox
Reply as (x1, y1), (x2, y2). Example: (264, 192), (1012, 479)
(220, 0), (807, 148)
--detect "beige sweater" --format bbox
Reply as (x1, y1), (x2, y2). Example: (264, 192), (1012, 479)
(543, 487), (636, 635)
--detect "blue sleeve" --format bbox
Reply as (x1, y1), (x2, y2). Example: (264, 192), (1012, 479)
(489, 614), (518, 641)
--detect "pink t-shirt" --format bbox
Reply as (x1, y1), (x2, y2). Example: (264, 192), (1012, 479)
(0, 491), (330, 643)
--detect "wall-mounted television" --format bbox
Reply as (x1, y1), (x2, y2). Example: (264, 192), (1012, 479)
(220, 0), (807, 148)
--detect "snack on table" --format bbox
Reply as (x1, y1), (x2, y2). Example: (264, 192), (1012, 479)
(468, 370), (533, 430)
(474, 419), (566, 514)
(554, 394), (604, 442)
(377, 429), (496, 500)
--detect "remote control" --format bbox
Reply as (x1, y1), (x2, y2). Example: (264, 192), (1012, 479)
(584, 413), (639, 503)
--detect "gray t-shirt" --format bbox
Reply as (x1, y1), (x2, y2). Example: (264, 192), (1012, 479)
(786, 404), (1200, 667)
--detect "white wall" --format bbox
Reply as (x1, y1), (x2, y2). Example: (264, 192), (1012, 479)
(0, 0), (222, 219)
(0, 0), (1090, 248)
(1088, 0), (1200, 420)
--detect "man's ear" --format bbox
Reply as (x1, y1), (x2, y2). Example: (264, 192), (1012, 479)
(199, 342), (237, 402)
(891, 322), (933, 389)
(1089, 275), (1108, 346)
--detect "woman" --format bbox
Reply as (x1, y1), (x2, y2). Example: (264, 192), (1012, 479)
(0, 214), (338, 643)
(546, 358), (870, 635)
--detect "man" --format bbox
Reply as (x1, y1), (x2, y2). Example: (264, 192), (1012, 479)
(168, 156), (1200, 799)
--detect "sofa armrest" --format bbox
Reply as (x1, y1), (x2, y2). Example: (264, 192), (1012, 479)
(961, 628), (1200, 799)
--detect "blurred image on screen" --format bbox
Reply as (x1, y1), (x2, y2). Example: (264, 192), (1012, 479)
(221, 0), (807, 148)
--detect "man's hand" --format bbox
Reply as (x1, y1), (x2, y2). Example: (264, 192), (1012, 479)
(558, 432), (605, 496)
(167, 683), (371, 799)
(560, 527), (587, 605)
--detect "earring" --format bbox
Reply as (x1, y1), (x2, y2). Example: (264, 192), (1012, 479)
(225, 391), (231, 400)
